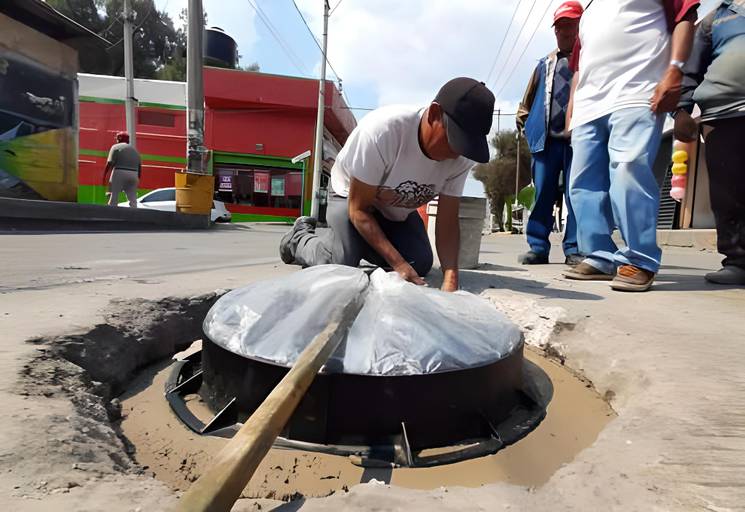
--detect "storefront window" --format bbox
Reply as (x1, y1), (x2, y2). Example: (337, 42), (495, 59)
(214, 165), (302, 212)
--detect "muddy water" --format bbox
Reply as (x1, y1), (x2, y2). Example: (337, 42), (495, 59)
(118, 349), (614, 500)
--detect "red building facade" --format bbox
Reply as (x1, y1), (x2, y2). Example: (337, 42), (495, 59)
(78, 68), (356, 222)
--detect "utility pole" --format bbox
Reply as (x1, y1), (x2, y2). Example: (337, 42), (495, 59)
(186, 0), (207, 175)
(310, 0), (330, 219)
(123, 0), (136, 147)
(514, 131), (521, 207)
(175, 0), (213, 223)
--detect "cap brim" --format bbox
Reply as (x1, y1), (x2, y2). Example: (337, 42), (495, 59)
(445, 117), (490, 163)
(552, 13), (582, 25)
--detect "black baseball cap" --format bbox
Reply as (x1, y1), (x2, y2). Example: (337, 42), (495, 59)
(434, 77), (495, 163)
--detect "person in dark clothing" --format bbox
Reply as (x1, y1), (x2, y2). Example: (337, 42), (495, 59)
(516, 1), (583, 266)
(674, 0), (745, 285)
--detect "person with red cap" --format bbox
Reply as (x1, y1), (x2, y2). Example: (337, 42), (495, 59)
(103, 131), (141, 207)
(516, 0), (583, 267)
(564, 0), (698, 292)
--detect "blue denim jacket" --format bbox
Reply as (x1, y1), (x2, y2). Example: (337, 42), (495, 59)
(679, 1), (745, 121)
(516, 51), (561, 154)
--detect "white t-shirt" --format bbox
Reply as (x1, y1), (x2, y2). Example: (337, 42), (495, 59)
(330, 105), (474, 222)
(570, 0), (671, 129)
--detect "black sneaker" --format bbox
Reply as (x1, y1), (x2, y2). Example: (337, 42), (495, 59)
(705, 265), (745, 285)
(279, 216), (317, 264)
(518, 251), (549, 265)
(564, 254), (584, 267)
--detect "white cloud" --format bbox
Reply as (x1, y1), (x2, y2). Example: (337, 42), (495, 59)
(296, 0), (561, 108)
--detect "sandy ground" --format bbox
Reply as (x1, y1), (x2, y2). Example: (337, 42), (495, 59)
(1, 227), (743, 511)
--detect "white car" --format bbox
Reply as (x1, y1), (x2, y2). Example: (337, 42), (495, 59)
(119, 187), (231, 223)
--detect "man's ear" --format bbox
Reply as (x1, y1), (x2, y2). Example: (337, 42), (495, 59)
(428, 102), (443, 124)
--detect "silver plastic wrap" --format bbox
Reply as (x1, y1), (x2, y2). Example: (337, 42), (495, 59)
(341, 269), (522, 375)
(202, 265), (369, 367)
(204, 266), (522, 375)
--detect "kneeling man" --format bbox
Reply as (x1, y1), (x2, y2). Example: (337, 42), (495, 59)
(280, 77), (495, 292)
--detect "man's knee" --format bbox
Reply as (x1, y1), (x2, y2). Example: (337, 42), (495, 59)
(411, 244), (433, 277)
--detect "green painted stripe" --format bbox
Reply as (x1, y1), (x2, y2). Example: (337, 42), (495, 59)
(80, 148), (186, 164)
(78, 184), (151, 205)
(79, 95), (186, 111)
(228, 213), (294, 223)
(80, 149), (108, 157)
(79, 95), (124, 105)
(139, 101), (186, 111)
(212, 151), (304, 170)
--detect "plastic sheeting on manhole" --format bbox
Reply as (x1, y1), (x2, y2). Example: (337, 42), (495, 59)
(203, 265), (522, 376)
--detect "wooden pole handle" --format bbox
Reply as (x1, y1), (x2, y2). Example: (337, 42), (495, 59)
(174, 299), (361, 512)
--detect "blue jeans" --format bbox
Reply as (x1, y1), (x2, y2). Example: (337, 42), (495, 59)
(569, 107), (664, 274)
(526, 138), (579, 256)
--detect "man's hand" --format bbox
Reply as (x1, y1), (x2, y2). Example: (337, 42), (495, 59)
(393, 261), (426, 286)
(673, 109), (698, 142)
(652, 66), (684, 114)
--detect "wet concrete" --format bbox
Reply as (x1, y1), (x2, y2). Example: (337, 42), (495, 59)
(118, 346), (613, 499)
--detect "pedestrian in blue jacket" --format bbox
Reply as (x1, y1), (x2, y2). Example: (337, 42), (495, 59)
(516, 1), (583, 266)
(674, 0), (745, 285)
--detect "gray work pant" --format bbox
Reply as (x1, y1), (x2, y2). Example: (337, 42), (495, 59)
(108, 168), (139, 207)
(292, 195), (433, 276)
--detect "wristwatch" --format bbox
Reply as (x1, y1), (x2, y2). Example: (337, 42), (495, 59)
(670, 59), (686, 71)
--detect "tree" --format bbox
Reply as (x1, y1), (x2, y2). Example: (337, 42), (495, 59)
(472, 130), (532, 232)
(48, 0), (183, 79)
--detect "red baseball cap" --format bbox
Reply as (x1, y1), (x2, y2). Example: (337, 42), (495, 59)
(116, 131), (129, 142)
(553, 0), (583, 25)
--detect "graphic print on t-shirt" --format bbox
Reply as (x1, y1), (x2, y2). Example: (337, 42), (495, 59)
(376, 180), (437, 209)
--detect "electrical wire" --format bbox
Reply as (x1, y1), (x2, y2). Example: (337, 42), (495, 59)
(289, 0), (343, 82)
(107, 0), (155, 48)
(489, 0), (539, 91)
(289, 0), (354, 112)
(330, 0), (345, 15)
(484, 0), (523, 85)
(494, 0), (556, 98)
(247, 0), (312, 76)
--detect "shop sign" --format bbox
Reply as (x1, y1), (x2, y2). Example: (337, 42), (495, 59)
(271, 176), (285, 197)
(254, 172), (269, 193)
(218, 175), (233, 191)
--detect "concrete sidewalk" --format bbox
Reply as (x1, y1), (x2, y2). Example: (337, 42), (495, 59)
(0, 229), (742, 511)
(0, 197), (211, 231)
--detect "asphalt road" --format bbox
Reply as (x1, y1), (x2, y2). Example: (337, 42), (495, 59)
(0, 224), (289, 293)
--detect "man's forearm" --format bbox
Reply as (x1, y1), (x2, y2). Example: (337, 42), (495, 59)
(670, 14), (696, 63)
(349, 208), (405, 267)
(436, 216), (460, 288)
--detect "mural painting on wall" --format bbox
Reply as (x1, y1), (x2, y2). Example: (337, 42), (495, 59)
(0, 51), (77, 201)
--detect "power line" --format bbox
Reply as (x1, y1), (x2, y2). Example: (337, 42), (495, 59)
(289, 0), (354, 112)
(489, 0), (539, 91)
(485, 0), (523, 85)
(330, 0), (345, 15)
(247, 0), (311, 76)
(289, 0), (343, 82)
(108, 0), (155, 48)
(494, 0), (556, 98)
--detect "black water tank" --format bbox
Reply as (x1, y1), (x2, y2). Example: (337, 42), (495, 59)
(203, 27), (237, 69)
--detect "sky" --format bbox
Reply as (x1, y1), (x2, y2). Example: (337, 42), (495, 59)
(154, 0), (721, 197)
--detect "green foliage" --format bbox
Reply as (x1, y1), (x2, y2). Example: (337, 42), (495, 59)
(472, 130), (532, 231)
(47, 1), (212, 82)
